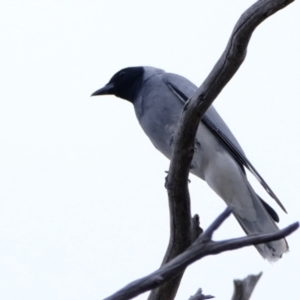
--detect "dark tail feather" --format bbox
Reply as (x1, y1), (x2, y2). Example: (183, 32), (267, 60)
(258, 195), (279, 223)
(233, 190), (288, 262)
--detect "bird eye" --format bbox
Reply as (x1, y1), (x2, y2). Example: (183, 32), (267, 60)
(119, 72), (125, 78)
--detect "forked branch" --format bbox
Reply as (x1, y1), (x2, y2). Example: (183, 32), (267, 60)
(104, 1), (297, 300)
(104, 209), (298, 300)
(152, 0), (295, 298)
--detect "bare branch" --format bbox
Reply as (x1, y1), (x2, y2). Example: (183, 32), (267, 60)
(103, 208), (299, 300)
(201, 207), (232, 240)
(189, 273), (262, 300)
(231, 272), (263, 300)
(189, 288), (214, 300)
(151, 0), (294, 298)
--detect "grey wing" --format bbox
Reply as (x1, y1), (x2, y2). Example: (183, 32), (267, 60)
(163, 72), (287, 213)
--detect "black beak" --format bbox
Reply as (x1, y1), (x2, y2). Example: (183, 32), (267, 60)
(91, 83), (114, 97)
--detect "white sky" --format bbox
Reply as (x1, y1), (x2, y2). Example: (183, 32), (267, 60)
(0, 1), (299, 299)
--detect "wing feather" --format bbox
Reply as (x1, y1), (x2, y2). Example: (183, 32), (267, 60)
(163, 72), (287, 213)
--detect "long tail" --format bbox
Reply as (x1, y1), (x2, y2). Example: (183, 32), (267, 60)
(195, 132), (289, 261)
(232, 185), (288, 262)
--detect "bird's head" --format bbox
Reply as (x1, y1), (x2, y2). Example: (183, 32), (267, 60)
(91, 67), (144, 102)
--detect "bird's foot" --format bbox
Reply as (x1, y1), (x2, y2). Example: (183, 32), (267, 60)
(194, 138), (201, 151)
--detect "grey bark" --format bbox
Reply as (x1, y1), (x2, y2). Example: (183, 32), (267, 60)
(103, 0), (297, 299)
(188, 273), (262, 300)
(149, 0), (295, 299)
(103, 209), (298, 300)
(231, 273), (263, 300)
(189, 288), (214, 300)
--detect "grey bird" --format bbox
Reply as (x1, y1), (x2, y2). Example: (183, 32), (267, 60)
(91, 66), (288, 261)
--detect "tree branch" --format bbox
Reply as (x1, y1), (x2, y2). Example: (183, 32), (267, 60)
(231, 272), (262, 300)
(188, 273), (262, 300)
(151, 0), (294, 298)
(103, 208), (298, 300)
(189, 288), (214, 300)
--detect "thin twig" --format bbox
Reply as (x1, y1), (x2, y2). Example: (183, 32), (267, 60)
(189, 288), (214, 300)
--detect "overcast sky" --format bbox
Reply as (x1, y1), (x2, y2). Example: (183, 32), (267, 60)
(0, 1), (299, 299)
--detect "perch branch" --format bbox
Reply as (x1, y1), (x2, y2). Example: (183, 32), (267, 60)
(150, 0), (294, 299)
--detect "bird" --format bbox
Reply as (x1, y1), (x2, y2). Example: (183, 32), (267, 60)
(91, 66), (288, 261)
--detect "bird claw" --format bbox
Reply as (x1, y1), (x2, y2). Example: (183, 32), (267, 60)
(194, 138), (201, 151)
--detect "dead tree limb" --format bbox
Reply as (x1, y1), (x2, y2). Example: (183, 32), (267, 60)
(103, 208), (298, 300)
(231, 272), (263, 300)
(189, 288), (214, 300)
(188, 272), (262, 300)
(150, 0), (295, 299)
